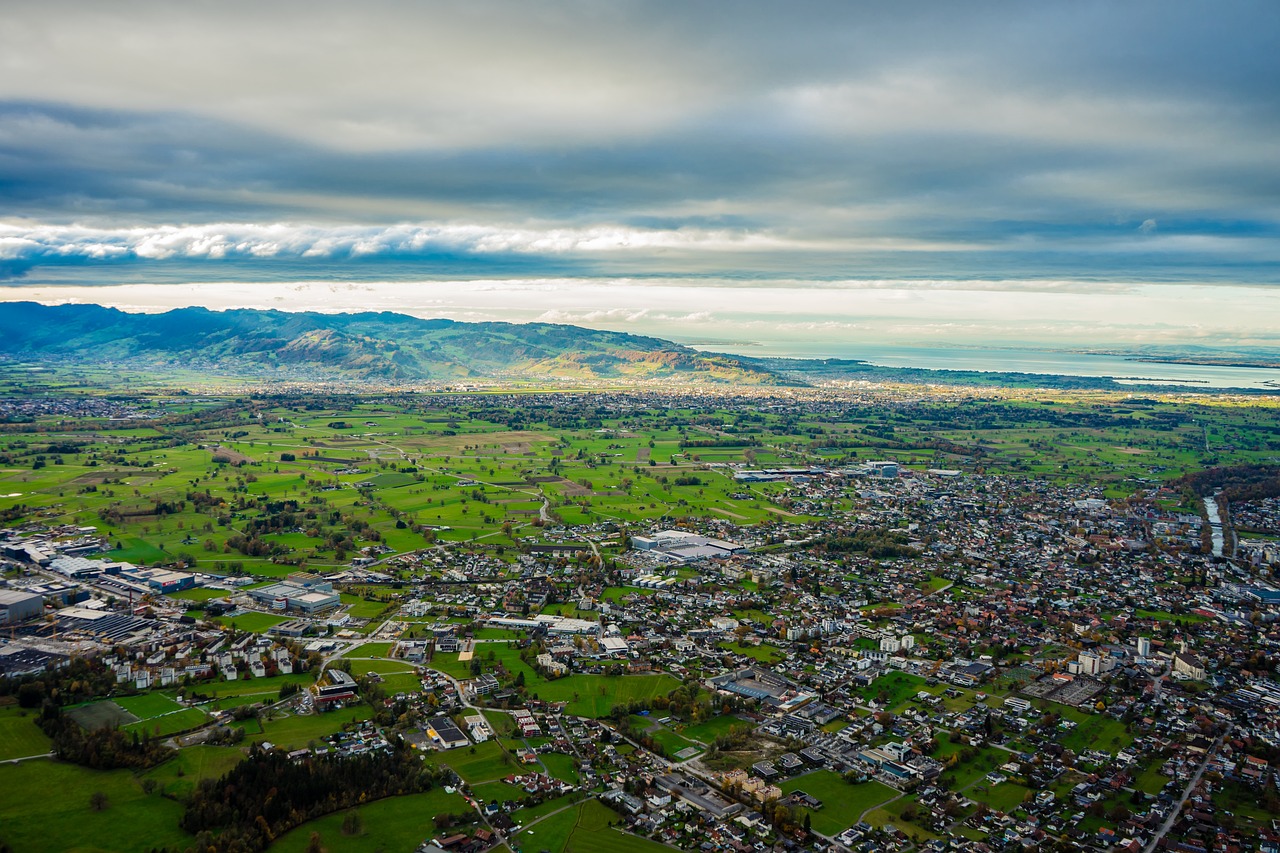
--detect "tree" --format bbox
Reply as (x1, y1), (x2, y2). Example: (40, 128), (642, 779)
(341, 810), (363, 836)
(89, 791), (109, 812)
(305, 831), (324, 853)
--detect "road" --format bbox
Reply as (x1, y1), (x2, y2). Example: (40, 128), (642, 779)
(1151, 658), (1173, 705)
(1142, 727), (1228, 853)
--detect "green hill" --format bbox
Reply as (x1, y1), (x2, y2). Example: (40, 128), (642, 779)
(0, 302), (786, 385)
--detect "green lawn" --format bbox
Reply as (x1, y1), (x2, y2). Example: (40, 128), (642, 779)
(216, 611), (291, 633)
(114, 692), (184, 720)
(471, 779), (529, 805)
(0, 705), (52, 760)
(718, 641), (785, 663)
(679, 713), (748, 744)
(430, 739), (516, 783)
(1212, 780), (1279, 830)
(970, 781), (1031, 814)
(250, 706), (371, 751)
(342, 641), (394, 658)
(1057, 708), (1133, 754)
(518, 798), (667, 853)
(513, 792), (576, 825)
(0, 758), (193, 852)
(165, 587), (231, 601)
(142, 745), (245, 798)
(940, 746), (1007, 790)
(779, 771), (897, 836)
(858, 671), (928, 709)
(104, 537), (170, 564)
(339, 594), (388, 620)
(534, 674), (680, 718)
(123, 707), (210, 738)
(539, 751), (581, 784)
(1134, 763), (1173, 795)
(645, 724), (700, 758)
(866, 795), (940, 842)
(518, 798), (581, 852)
(269, 787), (469, 853)
(188, 671), (316, 702)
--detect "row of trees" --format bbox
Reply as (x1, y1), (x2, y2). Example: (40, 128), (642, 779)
(180, 745), (451, 852)
(37, 704), (173, 770)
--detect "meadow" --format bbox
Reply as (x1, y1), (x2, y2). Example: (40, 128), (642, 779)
(778, 771), (898, 836)
(269, 787), (470, 853)
(0, 704), (52, 760)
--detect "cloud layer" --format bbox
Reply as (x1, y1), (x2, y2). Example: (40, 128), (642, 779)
(1, 1), (1278, 349)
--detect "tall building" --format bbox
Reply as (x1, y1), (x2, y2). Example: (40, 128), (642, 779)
(1078, 651), (1102, 677)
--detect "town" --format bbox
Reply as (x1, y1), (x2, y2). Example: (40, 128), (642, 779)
(1, 384), (1279, 853)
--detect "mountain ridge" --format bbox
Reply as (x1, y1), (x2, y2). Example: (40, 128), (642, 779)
(0, 302), (788, 385)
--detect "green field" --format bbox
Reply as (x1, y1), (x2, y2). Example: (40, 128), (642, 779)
(250, 706), (371, 751)
(858, 671), (929, 709)
(189, 671), (316, 702)
(0, 705), (52, 760)
(535, 674), (682, 718)
(165, 587), (231, 601)
(429, 740), (516, 783)
(538, 751), (582, 784)
(969, 781), (1032, 814)
(0, 758), (193, 852)
(643, 723), (700, 758)
(865, 794), (941, 842)
(679, 713), (749, 744)
(779, 771), (898, 836)
(518, 798), (668, 853)
(216, 611), (291, 633)
(1048, 703), (1135, 754)
(718, 641), (785, 663)
(143, 745), (245, 798)
(114, 692), (184, 719)
(123, 707), (210, 738)
(270, 787), (470, 853)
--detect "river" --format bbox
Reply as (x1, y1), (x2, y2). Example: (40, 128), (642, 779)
(1204, 496), (1225, 558)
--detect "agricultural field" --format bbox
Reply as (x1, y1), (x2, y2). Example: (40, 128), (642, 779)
(4, 392), (1270, 589)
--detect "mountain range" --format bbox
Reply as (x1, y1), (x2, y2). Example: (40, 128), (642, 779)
(0, 302), (787, 384)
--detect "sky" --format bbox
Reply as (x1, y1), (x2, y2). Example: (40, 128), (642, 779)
(2, 1), (1279, 354)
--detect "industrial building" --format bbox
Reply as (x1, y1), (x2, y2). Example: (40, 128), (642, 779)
(630, 530), (744, 563)
(0, 590), (44, 625)
(115, 565), (196, 594)
(247, 576), (340, 614)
